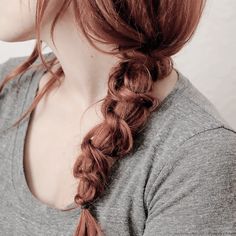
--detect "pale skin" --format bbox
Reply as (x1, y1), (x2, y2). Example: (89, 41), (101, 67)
(0, 1), (178, 210)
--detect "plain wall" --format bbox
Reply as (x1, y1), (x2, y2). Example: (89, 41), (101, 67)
(0, 0), (236, 129)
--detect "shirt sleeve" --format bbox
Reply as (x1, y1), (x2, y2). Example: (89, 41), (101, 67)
(0, 61), (5, 83)
(143, 127), (236, 236)
(0, 58), (12, 93)
(0, 58), (10, 80)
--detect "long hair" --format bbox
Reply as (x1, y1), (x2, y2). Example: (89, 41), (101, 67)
(0, 0), (207, 235)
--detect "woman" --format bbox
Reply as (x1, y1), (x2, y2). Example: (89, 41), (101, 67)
(0, 0), (235, 235)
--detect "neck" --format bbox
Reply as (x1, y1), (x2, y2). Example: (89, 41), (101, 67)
(41, 5), (119, 110)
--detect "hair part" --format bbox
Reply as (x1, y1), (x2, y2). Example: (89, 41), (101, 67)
(0, 0), (207, 235)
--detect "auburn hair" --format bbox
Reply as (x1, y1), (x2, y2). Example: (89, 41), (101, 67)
(0, 0), (207, 235)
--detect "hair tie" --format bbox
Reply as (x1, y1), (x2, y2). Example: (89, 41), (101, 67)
(138, 38), (160, 54)
(81, 202), (90, 210)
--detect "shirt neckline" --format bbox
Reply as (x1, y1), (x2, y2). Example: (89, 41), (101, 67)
(11, 54), (81, 225)
(11, 52), (189, 225)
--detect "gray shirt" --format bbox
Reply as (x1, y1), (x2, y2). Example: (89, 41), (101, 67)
(1, 53), (236, 236)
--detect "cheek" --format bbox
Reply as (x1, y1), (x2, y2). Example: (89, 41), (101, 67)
(0, 0), (36, 42)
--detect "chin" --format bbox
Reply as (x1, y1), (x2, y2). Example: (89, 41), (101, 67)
(0, 0), (36, 42)
(0, 27), (35, 43)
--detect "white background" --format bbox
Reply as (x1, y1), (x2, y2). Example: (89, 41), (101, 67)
(0, 0), (236, 130)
